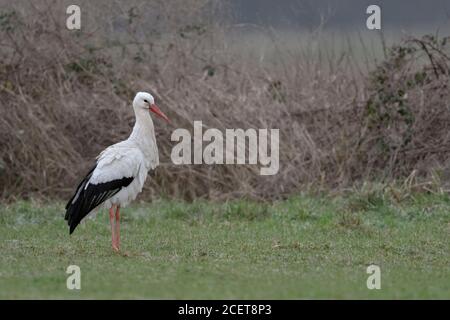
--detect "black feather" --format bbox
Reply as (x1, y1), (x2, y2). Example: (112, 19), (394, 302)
(65, 165), (134, 234)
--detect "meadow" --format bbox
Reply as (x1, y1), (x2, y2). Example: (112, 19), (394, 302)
(1, 187), (449, 299)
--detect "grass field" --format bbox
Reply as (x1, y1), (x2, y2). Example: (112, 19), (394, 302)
(1, 190), (449, 299)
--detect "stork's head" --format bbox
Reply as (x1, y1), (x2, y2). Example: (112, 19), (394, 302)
(133, 92), (170, 123)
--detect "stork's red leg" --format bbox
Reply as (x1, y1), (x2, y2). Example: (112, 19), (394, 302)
(115, 205), (121, 251)
(109, 205), (119, 252)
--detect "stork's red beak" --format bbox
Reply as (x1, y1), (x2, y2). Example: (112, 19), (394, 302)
(149, 104), (170, 123)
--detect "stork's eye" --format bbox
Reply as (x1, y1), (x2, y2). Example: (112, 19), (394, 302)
(143, 99), (148, 103)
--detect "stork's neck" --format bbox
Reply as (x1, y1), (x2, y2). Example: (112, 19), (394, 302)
(129, 112), (159, 168)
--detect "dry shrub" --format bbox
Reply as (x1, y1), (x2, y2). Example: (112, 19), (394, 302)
(0, 1), (449, 202)
(357, 35), (450, 181)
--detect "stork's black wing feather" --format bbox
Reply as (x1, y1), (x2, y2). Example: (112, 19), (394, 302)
(65, 166), (96, 211)
(65, 165), (134, 234)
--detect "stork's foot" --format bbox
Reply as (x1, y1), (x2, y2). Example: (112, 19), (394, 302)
(112, 236), (120, 252)
(111, 246), (130, 257)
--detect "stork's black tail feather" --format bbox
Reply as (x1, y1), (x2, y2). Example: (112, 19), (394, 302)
(64, 165), (134, 234)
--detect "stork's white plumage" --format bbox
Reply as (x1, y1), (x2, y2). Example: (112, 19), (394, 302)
(65, 92), (169, 252)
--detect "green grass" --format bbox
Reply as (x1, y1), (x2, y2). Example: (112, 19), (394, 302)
(0, 190), (449, 299)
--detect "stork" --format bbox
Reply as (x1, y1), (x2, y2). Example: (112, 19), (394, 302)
(64, 92), (169, 252)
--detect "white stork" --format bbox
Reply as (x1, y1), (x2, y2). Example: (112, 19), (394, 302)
(65, 92), (169, 252)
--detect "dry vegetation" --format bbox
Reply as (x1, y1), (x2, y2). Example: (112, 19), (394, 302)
(0, 0), (449, 201)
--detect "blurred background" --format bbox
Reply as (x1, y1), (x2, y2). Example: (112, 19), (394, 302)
(232, 0), (450, 30)
(0, 0), (449, 201)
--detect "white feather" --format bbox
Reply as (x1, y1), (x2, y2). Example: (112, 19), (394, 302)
(89, 141), (144, 185)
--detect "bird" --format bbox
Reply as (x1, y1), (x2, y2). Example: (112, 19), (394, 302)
(64, 92), (169, 252)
